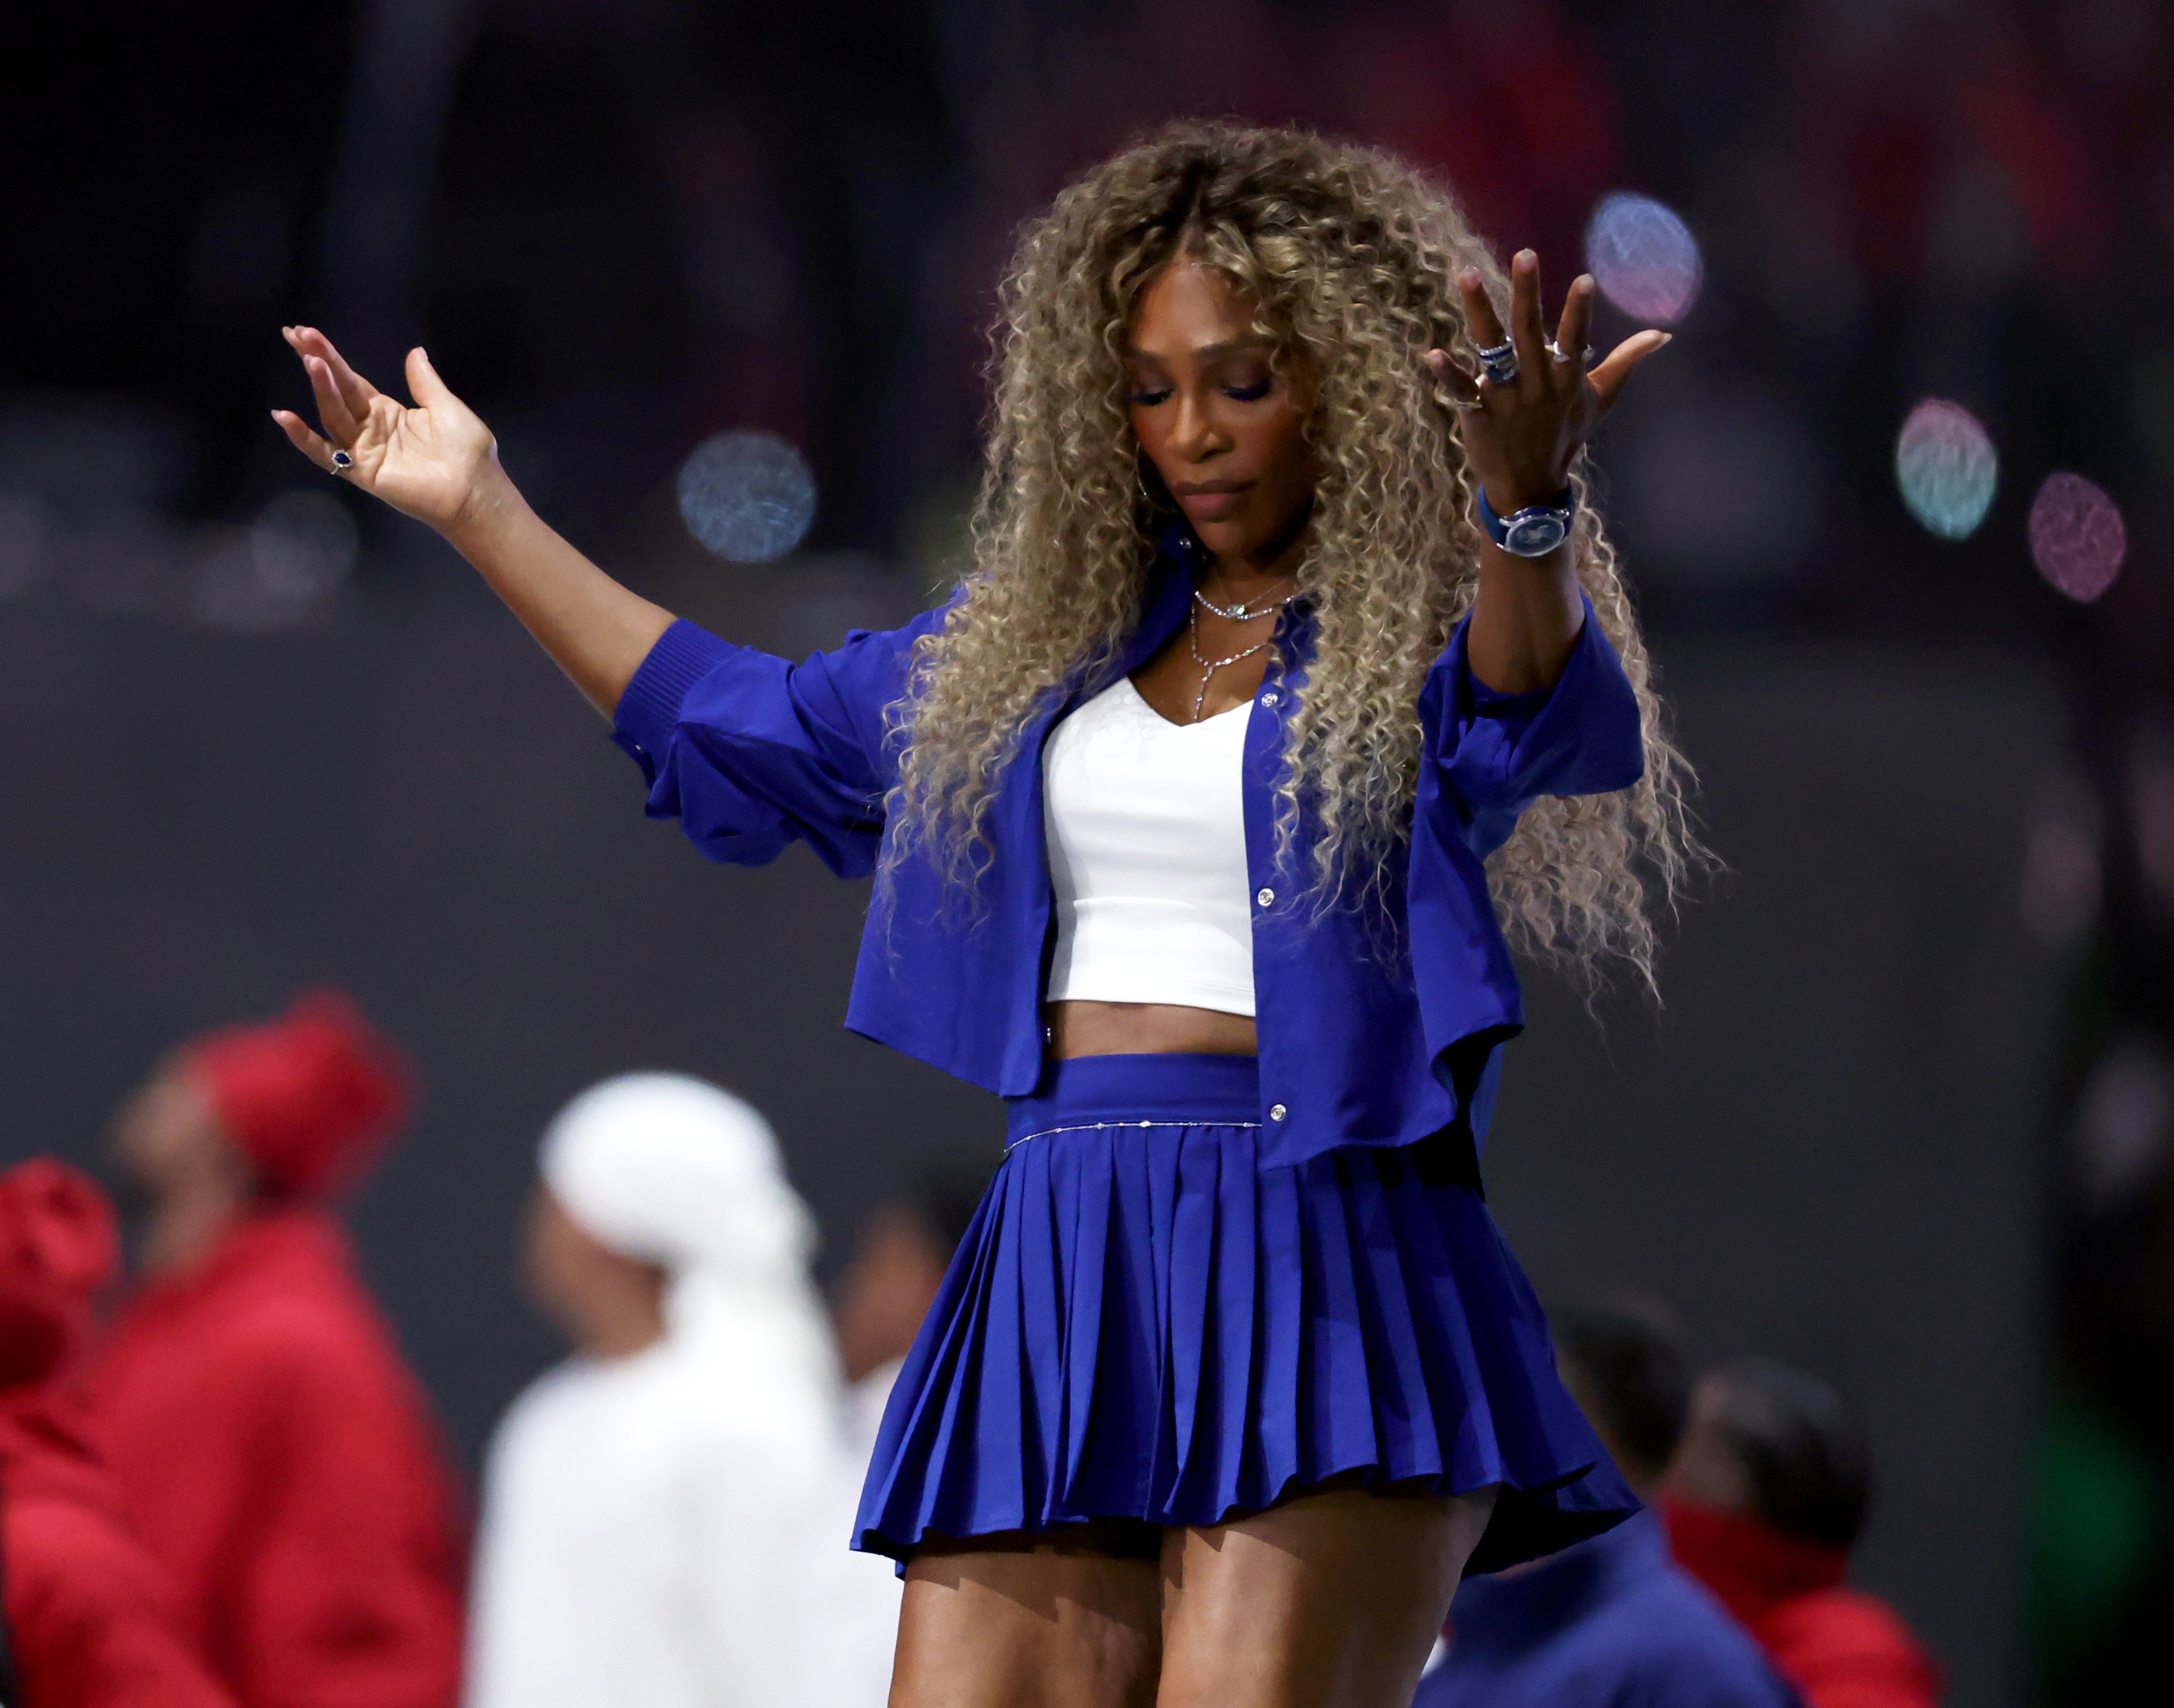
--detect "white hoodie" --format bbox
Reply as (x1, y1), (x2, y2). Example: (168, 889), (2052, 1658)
(465, 1075), (900, 1708)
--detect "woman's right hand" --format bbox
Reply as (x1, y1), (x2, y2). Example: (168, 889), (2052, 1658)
(272, 329), (503, 538)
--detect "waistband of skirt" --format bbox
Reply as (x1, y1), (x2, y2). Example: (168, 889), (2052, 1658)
(1005, 1053), (1261, 1149)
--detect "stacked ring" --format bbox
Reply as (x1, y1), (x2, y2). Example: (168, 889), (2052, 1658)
(1474, 337), (1520, 386)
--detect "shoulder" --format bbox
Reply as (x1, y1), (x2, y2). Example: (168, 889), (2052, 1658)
(1762, 1587), (1941, 1698)
(6, 1490), (182, 1633)
(1567, 1572), (1797, 1704)
(5, 1494), (232, 1708)
(202, 1287), (401, 1384)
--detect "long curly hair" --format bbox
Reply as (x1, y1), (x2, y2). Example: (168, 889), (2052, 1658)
(884, 121), (1698, 988)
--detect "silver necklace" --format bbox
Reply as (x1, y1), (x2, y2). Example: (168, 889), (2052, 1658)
(1186, 606), (1274, 722)
(1192, 574), (1297, 622)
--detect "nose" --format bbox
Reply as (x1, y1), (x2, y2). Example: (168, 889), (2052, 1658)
(1169, 384), (1227, 462)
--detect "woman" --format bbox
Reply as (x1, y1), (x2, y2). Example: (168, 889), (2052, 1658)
(276, 122), (1688, 1708)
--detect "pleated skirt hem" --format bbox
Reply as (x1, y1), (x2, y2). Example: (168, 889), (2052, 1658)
(852, 1054), (1636, 1575)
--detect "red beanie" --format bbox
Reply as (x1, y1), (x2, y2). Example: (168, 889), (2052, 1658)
(0, 1159), (120, 1390)
(179, 990), (415, 1200)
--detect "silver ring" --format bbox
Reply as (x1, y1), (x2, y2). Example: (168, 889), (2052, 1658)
(1546, 341), (1596, 366)
(330, 448), (353, 472)
(1474, 337), (1520, 386)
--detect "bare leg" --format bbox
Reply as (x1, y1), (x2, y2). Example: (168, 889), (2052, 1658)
(1155, 1484), (1497, 1708)
(891, 1526), (1163, 1708)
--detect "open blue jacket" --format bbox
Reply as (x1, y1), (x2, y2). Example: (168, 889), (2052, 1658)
(611, 536), (1644, 1168)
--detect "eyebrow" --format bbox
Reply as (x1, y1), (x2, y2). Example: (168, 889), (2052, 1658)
(1121, 336), (1274, 363)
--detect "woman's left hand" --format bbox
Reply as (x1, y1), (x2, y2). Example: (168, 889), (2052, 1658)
(1427, 250), (1668, 517)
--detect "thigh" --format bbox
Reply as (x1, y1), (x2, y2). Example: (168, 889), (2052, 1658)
(1155, 1484), (1497, 1708)
(891, 1525), (1165, 1708)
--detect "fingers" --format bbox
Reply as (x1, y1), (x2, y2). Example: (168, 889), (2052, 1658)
(301, 353), (363, 445)
(1588, 330), (1672, 413)
(1425, 348), (1483, 412)
(1456, 268), (1508, 358)
(1553, 275), (1596, 374)
(283, 326), (378, 424)
(1507, 250), (1548, 381)
(404, 345), (455, 411)
(271, 409), (342, 474)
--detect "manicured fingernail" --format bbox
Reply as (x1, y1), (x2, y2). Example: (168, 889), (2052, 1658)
(1517, 249), (1535, 265)
(1657, 332), (1673, 345)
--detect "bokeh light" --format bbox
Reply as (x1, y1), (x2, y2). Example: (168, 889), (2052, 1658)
(1894, 400), (1997, 539)
(676, 431), (817, 563)
(1583, 193), (1703, 324)
(250, 490), (358, 599)
(2028, 473), (2126, 603)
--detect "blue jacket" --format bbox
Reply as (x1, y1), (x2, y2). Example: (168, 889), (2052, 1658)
(612, 536), (1643, 1167)
(1414, 1514), (1801, 1708)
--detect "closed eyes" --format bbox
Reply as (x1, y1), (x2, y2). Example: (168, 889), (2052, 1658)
(1127, 379), (1275, 406)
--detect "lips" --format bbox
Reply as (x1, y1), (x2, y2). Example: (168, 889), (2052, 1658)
(1174, 480), (1252, 521)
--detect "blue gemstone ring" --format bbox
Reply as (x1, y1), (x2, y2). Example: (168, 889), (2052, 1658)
(330, 448), (353, 472)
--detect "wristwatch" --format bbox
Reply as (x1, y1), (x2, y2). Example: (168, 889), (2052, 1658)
(1478, 487), (1576, 559)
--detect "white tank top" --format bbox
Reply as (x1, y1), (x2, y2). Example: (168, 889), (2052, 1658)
(1041, 676), (1255, 1017)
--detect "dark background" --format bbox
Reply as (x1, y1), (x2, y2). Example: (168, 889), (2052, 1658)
(7, 3), (2174, 1703)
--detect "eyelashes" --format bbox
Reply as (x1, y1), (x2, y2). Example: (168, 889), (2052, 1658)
(1127, 379), (1275, 406)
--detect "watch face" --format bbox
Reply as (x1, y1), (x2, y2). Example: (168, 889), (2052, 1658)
(1502, 509), (1571, 557)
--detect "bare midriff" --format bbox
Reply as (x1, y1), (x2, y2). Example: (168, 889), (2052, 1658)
(1045, 1001), (1257, 1060)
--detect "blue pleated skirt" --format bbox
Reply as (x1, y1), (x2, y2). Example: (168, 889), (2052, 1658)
(852, 1053), (1636, 1574)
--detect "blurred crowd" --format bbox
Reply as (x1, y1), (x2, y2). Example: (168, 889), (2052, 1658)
(1, 989), (1951, 1707)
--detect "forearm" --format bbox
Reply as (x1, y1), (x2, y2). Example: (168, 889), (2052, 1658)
(443, 465), (675, 718)
(1463, 534), (1584, 694)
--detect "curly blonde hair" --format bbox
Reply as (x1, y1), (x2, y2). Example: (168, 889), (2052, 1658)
(885, 121), (1697, 988)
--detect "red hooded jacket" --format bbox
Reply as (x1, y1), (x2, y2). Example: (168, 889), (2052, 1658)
(1665, 1499), (1943, 1708)
(0, 1392), (235, 1708)
(88, 1210), (465, 1708)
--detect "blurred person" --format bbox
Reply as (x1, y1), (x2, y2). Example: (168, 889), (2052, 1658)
(1416, 1301), (1796, 1707)
(809, 1146), (1002, 1703)
(87, 992), (466, 1708)
(277, 118), (1686, 1707)
(0, 1158), (236, 1708)
(1665, 1358), (1942, 1708)
(830, 1147), (999, 1448)
(465, 1071), (893, 1708)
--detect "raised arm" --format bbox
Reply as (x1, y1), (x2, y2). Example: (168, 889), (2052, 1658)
(1425, 252), (1667, 694)
(272, 329), (671, 716)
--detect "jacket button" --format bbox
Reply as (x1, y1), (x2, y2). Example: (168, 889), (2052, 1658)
(1256, 887), (1275, 908)
(1268, 1104), (1288, 1122)
(1260, 690), (1280, 708)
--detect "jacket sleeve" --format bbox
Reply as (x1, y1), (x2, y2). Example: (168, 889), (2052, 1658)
(610, 605), (953, 879)
(1422, 593), (1646, 856)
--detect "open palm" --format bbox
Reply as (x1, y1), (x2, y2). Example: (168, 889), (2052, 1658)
(272, 329), (499, 534)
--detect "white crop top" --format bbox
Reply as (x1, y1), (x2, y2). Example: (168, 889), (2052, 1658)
(1041, 676), (1255, 1017)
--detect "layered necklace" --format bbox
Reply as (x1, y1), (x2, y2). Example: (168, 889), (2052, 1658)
(1185, 572), (1298, 722)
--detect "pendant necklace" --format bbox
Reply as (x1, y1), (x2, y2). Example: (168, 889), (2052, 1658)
(1187, 606), (1276, 722)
